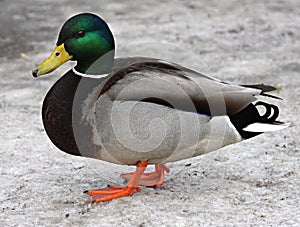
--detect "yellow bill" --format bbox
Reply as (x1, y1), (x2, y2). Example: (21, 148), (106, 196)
(32, 43), (73, 77)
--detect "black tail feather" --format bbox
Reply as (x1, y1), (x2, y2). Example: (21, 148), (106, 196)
(260, 93), (282, 100)
(241, 83), (276, 92)
(255, 101), (279, 122)
(242, 84), (282, 100)
(229, 101), (280, 139)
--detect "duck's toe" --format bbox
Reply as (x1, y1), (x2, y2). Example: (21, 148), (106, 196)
(86, 185), (141, 202)
(86, 160), (149, 202)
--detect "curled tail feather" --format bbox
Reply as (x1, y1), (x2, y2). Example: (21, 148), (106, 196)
(229, 101), (289, 139)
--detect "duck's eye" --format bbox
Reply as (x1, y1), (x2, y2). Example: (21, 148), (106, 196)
(76, 30), (86, 38)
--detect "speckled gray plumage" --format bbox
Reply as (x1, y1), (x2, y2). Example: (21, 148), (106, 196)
(93, 97), (241, 164)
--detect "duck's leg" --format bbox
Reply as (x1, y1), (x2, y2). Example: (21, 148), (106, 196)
(121, 164), (170, 187)
(86, 160), (148, 202)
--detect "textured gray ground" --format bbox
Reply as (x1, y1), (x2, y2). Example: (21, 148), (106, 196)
(0, 0), (299, 226)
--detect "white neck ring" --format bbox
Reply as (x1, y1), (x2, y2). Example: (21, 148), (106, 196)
(72, 68), (110, 79)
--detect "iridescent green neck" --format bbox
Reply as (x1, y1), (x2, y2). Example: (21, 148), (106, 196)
(74, 50), (115, 74)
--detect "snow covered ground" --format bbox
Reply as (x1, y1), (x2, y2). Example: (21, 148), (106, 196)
(0, 0), (299, 226)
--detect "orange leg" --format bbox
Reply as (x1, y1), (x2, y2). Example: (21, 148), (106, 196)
(86, 160), (148, 202)
(121, 164), (170, 187)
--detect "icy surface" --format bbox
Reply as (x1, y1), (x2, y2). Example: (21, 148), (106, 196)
(0, 0), (299, 226)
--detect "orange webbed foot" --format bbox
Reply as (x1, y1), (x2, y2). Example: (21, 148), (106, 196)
(86, 185), (141, 202)
(86, 160), (149, 202)
(121, 164), (170, 188)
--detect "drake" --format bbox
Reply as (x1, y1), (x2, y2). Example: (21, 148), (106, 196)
(32, 13), (289, 202)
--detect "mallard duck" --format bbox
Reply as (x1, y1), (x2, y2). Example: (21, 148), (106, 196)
(32, 13), (289, 202)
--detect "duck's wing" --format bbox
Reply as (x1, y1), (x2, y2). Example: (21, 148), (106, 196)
(99, 57), (273, 116)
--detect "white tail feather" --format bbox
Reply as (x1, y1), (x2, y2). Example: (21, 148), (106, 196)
(243, 122), (291, 132)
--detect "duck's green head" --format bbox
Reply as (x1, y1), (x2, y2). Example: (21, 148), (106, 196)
(32, 13), (115, 77)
